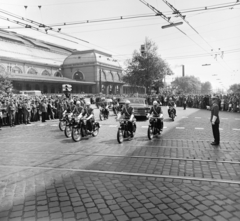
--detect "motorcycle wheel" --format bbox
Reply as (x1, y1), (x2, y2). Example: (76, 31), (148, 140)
(72, 127), (82, 142)
(171, 114), (175, 121)
(148, 127), (153, 140)
(117, 130), (123, 144)
(59, 121), (66, 131)
(92, 126), (99, 137)
(64, 126), (72, 138)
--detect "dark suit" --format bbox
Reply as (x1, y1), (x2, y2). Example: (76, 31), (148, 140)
(211, 102), (220, 144)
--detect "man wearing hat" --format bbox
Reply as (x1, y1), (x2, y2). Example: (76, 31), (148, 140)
(210, 95), (220, 145)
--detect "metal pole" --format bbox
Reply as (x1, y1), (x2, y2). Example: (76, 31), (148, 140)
(182, 65), (185, 77)
(99, 63), (102, 94)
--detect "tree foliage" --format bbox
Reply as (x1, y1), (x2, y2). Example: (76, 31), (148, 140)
(0, 72), (13, 94)
(228, 84), (240, 94)
(123, 38), (173, 93)
(172, 76), (201, 94)
(201, 81), (212, 94)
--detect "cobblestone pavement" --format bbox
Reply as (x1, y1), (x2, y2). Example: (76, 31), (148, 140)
(0, 106), (240, 221)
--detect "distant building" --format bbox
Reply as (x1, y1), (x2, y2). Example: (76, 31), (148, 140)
(0, 29), (127, 94)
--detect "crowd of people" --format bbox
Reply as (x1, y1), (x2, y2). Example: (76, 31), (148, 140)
(0, 92), (239, 129)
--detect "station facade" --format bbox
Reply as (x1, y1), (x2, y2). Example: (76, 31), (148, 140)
(0, 29), (132, 94)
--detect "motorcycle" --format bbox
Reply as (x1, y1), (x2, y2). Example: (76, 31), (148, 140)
(99, 107), (109, 121)
(117, 118), (136, 144)
(59, 112), (67, 131)
(72, 118), (100, 142)
(148, 116), (163, 140)
(112, 105), (119, 116)
(64, 114), (75, 138)
(169, 106), (176, 121)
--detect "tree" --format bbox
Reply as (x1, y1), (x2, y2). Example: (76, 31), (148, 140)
(201, 81), (212, 94)
(0, 72), (13, 94)
(228, 84), (240, 94)
(123, 38), (173, 94)
(172, 76), (201, 94)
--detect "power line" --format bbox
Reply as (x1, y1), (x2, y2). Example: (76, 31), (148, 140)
(0, 8), (89, 43)
(0, 2), (239, 30)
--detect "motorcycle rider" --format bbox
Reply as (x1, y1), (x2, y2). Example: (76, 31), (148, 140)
(99, 97), (109, 118)
(167, 97), (177, 117)
(117, 100), (135, 138)
(112, 97), (118, 115)
(147, 100), (163, 133)
(72, 101), (84, 122)
(82, 101), (94, 133)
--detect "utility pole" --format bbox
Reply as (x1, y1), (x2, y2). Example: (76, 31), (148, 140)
(182, 65), (185, 77)
(99, 63), (102, 94)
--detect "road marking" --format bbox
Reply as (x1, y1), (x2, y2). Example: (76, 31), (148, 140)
(195, 117), (201, 119)
(1, 165), (240, 184)
(163, 126), (167, 129)
(233, 129), (240, 131)
(235, 118), (240, 120)
(195, 128), (204, 130)
(141, 126), (148, 128)
(51, 124), (58, 127)
(39, 124), (45, 126)
(221, 118), (228, 120)
(109, 125), (117, 127)
(176, 127), (185, 129)
(182, 116), (188, 118)
(219, 128), (223, 130)
(26, 124), (34, 126)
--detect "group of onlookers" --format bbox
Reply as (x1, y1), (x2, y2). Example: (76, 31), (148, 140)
(0, 94), (86, 129)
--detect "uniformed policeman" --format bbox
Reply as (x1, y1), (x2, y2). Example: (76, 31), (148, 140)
(210, 95), (220, 145)
(167, 97), (177, 117)
(117, 100), (135, 137)
(82, 102), (94, 133)
(147, 100), (163, 132)
(7, 99), (16, 127)
(72, 101), (84, 122)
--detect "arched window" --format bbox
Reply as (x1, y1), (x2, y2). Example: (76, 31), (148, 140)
(42, 70), (51, 76)
(15, 83), (22, 90)
(54, 72), (62, 77)
(109, 85), (113, 94)
(73, 72), (84, 81)
(116, 85), (119, 94)
(0, 65), (5, 74)
(12, 66), (22, 74)
(51, 86), (55, 93)
(35, 84), (40, 90)
(27, 68), (37, 75)
(101, 85), (105, 93)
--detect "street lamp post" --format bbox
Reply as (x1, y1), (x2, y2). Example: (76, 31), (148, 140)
(99, 63), (102, 94)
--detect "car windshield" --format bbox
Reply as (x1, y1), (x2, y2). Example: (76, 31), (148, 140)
(128, 99), (145, 104)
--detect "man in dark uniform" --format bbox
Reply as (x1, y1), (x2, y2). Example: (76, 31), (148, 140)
(183, 96), (187, 110)
(147, 100), (163, 132)
(83, 101), (94, 133)
(210, 96), (220, 145)
(98, 97), (109, 117)
(117, 100), (135, 137)
(7, 99), (16, 127)
(72, 101), (84, 122)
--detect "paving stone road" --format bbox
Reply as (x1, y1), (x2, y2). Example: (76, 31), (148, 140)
(0, 106), (240, 221)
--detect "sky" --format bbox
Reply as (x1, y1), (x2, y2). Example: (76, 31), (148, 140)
(0, 0), (239, 91)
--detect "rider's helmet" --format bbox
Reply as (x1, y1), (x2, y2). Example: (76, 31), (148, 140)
(76, 101), (80, 105)
(125, 100), (130, 105)
(70, 99), (74, 103)
(153, 101), (158, 106)
(169, 97), (172, 101)
(101, 97), (105, 101)
(86, 101), (91, 106)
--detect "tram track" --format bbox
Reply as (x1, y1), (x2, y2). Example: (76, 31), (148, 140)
(1, 150), (240, 164)
(0, 164), (239, 185)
